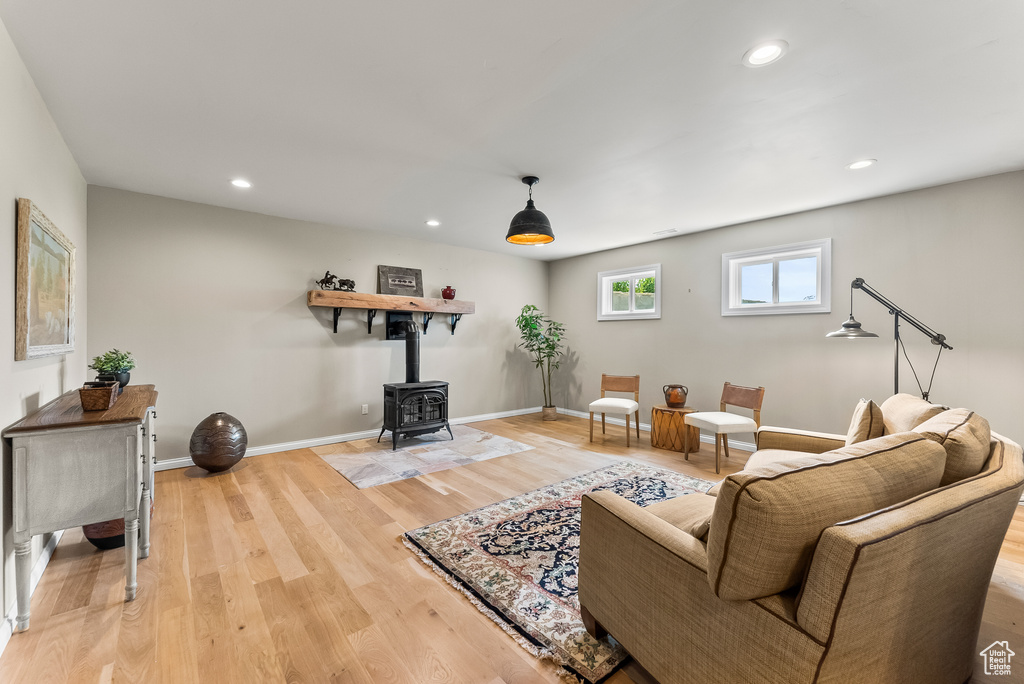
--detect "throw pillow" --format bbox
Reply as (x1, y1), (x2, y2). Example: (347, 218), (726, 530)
(879, 393), (945, 434)
(646, 493), (715, 541)
(913, 408), (992, 485)
(845, 398), (884, 446)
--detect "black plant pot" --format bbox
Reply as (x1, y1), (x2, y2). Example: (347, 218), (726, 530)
(97, 371), (131, 393)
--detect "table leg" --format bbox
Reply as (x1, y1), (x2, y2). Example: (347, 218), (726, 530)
(139, 483), (151, 559)
(124, 518), (139, 601)
(15, 539), (32, 631)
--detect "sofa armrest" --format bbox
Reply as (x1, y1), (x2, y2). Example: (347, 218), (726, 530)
(581, 490), (709, 575)
(578, 490), (823, 683)
(757, 426), (845, 453)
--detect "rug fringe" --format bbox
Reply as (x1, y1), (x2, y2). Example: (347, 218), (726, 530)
(403, 536), (579, 678)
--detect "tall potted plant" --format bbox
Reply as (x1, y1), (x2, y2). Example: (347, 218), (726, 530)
(515, 304), (566, 420)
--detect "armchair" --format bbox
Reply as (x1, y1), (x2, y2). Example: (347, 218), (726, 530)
(579, 401), (1024, 683)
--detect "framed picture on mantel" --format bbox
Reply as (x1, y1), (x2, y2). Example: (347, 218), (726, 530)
(378, 265), (424, 298)
(15, 198), (76, 360)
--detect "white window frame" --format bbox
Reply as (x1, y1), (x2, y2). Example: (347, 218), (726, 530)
(721, 239), (831, 316)
(597, 264), (662, 321)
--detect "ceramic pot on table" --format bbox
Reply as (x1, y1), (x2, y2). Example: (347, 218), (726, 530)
(663, 384), (688, 408)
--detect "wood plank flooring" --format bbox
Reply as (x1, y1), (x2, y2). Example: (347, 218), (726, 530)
(1, 414), (1021, 683)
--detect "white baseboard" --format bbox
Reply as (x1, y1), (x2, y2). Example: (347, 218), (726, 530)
(155, 406), (545, 472)
(156, 405), (756, 471)
(557, 407), (653, 432)
(0, 530), (64, 656)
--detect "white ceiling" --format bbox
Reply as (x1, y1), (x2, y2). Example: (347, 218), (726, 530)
(3, 1), (1023, 261)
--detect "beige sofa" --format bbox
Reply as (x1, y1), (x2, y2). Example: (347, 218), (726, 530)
(579, 394), (1024, 684)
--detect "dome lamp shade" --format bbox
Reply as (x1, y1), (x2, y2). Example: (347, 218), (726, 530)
(506, 176), (554, 245)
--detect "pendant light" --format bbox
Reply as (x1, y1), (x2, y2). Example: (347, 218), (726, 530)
(506, 176), (554, 245)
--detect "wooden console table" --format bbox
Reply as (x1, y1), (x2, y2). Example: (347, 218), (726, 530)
(2, 384), (157, 631)
(651, 404), (699, 454)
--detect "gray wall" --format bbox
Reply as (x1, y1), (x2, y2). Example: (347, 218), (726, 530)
(87, 187), (549, 462)
(548, 171), (1024, 444)
(0, 17), (88, 630)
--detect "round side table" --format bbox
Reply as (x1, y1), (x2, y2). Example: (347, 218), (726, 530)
(651, 404), (699, 454)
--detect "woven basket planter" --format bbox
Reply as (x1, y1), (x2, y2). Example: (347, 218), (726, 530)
(78, 381), (119, 411)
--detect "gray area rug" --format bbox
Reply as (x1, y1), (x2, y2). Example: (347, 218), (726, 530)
(314, 424), (535, 488)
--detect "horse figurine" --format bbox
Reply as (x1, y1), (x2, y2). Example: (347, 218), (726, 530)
(316, 271), (338, 290)
(315, 271), (355, 291)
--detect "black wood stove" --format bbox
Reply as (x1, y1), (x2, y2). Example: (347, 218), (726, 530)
(378, 323), (452, 450)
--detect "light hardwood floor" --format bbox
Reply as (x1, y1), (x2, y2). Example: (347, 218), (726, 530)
(1, 414), (1021, 683)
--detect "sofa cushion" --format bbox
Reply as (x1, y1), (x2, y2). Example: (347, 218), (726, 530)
(880, 393), (944, 434)
(708, 447), (861, 496)
(743, 448), (813, 470)
(646, 492), (715, 541)
(914, 409), (992, 485)
(706, 433), (946, 601)
(846, 398), (884, 445)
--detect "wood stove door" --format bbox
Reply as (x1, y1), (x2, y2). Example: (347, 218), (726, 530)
(399, 390), (447, 427)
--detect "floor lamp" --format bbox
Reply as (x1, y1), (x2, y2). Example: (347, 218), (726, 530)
(826, 278), (953, 400)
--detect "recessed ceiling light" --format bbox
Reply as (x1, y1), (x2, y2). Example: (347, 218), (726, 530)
(847, 159), (877, 170)
(742, 40), (789, 67)
(231, 179), (252, 188)
(653, 228), (679, 237)
(425, 220), (440, 227)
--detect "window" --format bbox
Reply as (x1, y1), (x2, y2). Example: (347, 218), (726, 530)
(722, 239), (831, 316)
(597, 264), (661, 320)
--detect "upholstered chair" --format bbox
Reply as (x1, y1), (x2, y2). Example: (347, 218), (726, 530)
(589, 374), (640, 447)
(684, 382), (764, 473)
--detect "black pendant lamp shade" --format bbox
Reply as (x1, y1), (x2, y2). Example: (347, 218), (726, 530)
(506, 176), (554, 245)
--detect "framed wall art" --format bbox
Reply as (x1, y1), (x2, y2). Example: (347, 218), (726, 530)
(15, 198), (76, 360)
(377, 265), (424, 297)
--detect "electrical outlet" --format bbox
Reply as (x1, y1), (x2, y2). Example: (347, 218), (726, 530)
(361, 404), (369, 415)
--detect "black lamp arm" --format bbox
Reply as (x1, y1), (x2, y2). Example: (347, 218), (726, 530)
(852, 278), (953, 350)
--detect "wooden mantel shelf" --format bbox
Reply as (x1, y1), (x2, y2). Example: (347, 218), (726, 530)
(307, 290), (475, 334)
(308, 290), (475, 314)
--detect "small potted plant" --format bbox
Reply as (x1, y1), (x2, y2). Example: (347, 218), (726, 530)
(89, 349), (136, 391)
(515, 305), (566, 420)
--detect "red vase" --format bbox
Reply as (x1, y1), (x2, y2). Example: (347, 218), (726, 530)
(441, 286), (456, 300)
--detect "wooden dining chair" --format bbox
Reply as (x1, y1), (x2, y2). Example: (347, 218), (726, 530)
(684, 382), (765, 473)
(589, 374), (641, 446)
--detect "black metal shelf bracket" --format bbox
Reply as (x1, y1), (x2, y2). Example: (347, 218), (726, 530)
(329, 305), (459, 336)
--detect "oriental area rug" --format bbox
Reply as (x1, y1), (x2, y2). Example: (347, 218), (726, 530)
(404, 461), (716, 683)
(314, 425), (534, 488)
